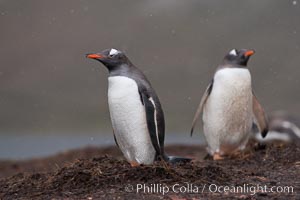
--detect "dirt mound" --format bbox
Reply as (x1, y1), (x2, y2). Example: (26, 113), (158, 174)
(0, 143), (299, 199)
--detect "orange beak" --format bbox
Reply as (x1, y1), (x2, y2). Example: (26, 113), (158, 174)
(244, 50), (255, 57)
(86, 54), (104, 59)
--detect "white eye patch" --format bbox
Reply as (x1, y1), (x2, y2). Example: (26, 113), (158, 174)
(109, 48), (119, 56)
(229, 49), (237, 56)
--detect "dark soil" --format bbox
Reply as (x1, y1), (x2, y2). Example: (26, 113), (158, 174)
(0, 142), (299, 200)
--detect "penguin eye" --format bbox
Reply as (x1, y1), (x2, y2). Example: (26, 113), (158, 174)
(229, 49), (237, 56)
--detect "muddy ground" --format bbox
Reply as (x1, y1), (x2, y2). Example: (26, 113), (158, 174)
(0, 141), (299, 200)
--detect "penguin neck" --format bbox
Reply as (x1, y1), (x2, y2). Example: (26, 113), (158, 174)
(108, 63), (135, 77)
(220, 60), (248, 69)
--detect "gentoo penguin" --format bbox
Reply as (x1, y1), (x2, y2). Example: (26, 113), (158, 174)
(86, 48), (190, 166)
(191, 49), (269, 160)
(253, 111), (300, 143)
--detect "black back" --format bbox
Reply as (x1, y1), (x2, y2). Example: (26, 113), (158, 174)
(88, 49), (165, 157)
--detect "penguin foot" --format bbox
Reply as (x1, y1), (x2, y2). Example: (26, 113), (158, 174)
(130, 161), (140, 167)
(213, 153), (224, 160)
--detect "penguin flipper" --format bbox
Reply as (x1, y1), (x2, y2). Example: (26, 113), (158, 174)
(190, 79), (214, 136)
(252, 92), (269, 138)
(140, 92), (162, 156)
(112, 129), (119, 148)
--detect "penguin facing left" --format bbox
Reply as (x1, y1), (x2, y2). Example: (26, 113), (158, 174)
(86, 48), (191, 166)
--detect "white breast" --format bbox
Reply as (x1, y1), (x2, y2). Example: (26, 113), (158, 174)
(203, 68), (253, 155)
(108, 76), (156, 164)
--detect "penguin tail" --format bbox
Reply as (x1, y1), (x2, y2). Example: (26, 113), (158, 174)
(165, 155), (192, 164)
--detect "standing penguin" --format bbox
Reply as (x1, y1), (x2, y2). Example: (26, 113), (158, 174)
(87, 48), (190, 166)
(191, 49), (268, 160)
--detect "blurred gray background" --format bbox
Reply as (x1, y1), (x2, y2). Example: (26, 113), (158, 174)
(0, 0), (299, 158)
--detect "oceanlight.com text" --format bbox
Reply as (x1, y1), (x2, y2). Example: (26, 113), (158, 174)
(124, 183), (294, 196)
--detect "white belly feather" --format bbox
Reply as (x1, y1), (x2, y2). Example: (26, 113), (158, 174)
(203, 68), (253, 155)
(108, 76), (156, 164)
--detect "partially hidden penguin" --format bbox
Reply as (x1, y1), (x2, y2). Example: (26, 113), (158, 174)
(253, 111), (300, 143)
(190, 48), (269, 160)
(86, 48), (191, 166)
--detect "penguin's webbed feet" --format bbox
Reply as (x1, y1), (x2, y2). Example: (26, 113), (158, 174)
(129, 161), (140, 167)
(213, 152), (224, 160)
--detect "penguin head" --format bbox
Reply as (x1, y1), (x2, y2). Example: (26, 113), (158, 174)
(223, 49), (255, 67)
(86, 48), (130, 70)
